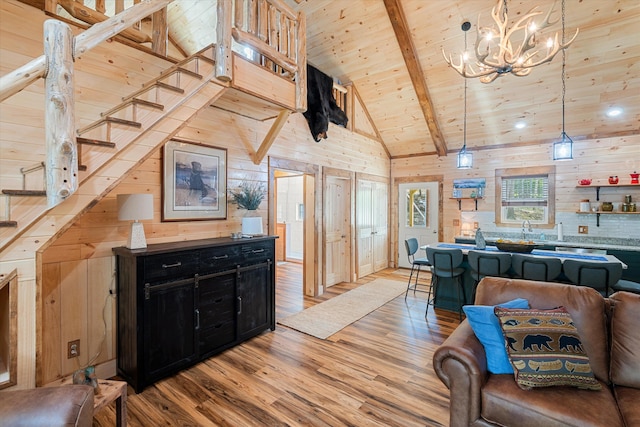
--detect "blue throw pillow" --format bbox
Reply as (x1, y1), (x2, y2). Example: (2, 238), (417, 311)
(463, 298), (530, 374)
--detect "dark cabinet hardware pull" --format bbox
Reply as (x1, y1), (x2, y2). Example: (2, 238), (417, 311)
(162, 262), (182, 268)
(195, 309), (200, 329)
(215, 297), (223, 303)
(237, 296), (242, 314)
(251, 249), (265, 253)
(212, 255), (229, 260)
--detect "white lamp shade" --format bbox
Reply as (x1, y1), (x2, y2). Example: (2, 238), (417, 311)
(118, 194), (153, 249)
(117, 194), (154, 221)
(242, 216), (263, 235)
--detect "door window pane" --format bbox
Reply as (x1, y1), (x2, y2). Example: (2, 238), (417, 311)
(405, 188), (428, 228)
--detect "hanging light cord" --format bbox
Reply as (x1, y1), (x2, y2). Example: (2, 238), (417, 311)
(463, 29), (468, 151)
(561, 0), (566, 136)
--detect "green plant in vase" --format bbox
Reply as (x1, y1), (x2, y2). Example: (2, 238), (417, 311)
(229, 181), (266, 235)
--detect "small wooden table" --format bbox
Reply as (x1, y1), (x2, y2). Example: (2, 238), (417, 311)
(94, 379), (127, 427)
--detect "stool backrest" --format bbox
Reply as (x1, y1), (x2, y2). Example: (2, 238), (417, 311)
(405, 238), (420, 262)
(563, 259), (622, 295)
(426, 247), (463, 272)
(512, 253), (562, 281)
(468, 250), (512, 279)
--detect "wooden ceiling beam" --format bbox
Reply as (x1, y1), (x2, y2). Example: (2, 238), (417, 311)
(383, 0), (447, 156)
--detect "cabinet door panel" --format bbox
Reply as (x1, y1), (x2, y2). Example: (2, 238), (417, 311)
(237, 262), (272, 340)
(198, 274), (236, 355)
(144, 281), (196, 382)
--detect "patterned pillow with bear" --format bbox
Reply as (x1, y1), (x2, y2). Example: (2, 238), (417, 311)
(494, 306), (601, 391)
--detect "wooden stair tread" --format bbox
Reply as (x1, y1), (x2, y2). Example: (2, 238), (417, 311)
(175, 67), (203, 79)
(131, 98), (164, 110)
(0, 221), (18, 228)
(1, 189), (46, 196)
(104, 116), (142, 128)
(77, 137), (116, 148)
(196, 54), (215, 65)
(154, 81), (185, 94)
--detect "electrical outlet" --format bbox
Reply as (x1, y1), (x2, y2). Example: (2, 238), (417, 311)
(578, 225), (588, 234)
(453, 219), (460, 226)
(68, 339), (80, 359)
(473, 222), (479, 229)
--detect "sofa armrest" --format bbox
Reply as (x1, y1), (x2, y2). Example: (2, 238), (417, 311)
(433, 320), (488, 427)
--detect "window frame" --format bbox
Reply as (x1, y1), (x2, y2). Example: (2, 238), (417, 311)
(495, 165), (556, 229)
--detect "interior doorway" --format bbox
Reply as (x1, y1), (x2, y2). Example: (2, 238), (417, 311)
(269, 157), (320, 296)
(275, 172), (304, 263)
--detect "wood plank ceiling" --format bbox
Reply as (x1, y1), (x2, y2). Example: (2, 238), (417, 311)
(166, 0), (639, 159)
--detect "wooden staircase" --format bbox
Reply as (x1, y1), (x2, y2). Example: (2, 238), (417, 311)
(0, 44), (227, 257)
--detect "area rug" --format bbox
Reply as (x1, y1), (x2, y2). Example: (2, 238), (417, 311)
(277, 278), (407, 339)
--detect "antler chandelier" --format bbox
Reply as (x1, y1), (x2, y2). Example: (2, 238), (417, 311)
(443, 0), (578, 83)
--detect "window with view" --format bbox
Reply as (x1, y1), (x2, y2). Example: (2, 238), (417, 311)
(495, 166), (555, 228)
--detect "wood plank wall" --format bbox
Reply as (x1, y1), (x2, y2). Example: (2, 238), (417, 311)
(38, 108), (388, 384)
(390, 136), (640, 267)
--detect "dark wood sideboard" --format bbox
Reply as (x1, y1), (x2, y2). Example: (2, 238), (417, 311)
(113, 236), (276, 392)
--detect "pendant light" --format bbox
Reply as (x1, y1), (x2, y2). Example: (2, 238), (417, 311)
(553, 0), (573, 161)
(457, 22), (473, 169)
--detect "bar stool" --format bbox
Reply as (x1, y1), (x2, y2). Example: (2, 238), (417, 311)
(511, 253), (562, 282)
(562, 259), (622, 296)
(404, 238), (432, 300)
(467, 250), (512, 303)
(610, 279), (640, 295)
(426, 247), (466, 320)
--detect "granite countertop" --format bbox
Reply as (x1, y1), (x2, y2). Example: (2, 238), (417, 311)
(456, 235), (640, 252)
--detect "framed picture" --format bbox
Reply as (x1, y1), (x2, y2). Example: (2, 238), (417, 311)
(162, 139), (227, 221)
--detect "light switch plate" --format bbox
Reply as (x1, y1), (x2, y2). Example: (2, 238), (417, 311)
(453, 219), (460, 226)
(578, 225), (588, 234)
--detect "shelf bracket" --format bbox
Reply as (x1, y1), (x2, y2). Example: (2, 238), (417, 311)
(597, 213), (600, 227)
(596, 187), (601, 201)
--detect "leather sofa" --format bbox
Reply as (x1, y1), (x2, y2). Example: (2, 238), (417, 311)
(0, 384), (94, 427)
(433, 276), (640, 427)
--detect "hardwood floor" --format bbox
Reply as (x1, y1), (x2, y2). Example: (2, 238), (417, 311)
(93, 263), (459, 426)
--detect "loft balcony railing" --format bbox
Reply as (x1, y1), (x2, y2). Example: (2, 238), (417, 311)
(0, 0), (306, 213)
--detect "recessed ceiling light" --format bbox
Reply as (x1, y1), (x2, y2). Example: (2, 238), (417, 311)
(515, 121), (527, 129)
(606, 107), (623, 117)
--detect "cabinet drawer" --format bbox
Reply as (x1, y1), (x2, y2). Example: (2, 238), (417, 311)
(144, 252), (199, 283)
(199, 320), (235, 354)
(239, 241), (273, 264)
(199, 246), (241, 272)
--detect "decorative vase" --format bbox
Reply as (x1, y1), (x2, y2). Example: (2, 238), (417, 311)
(608, 175), (618, 184)
(631, 172), (639, 184)
(241, 211), (263, 236)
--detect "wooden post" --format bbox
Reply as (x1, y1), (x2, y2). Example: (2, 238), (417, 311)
(44, 20), (77, 209)
(152, 7), (168, 56)
(254, 110), (291, 165)
(294, 11), (307, 112)
(216, 0), (233, 82)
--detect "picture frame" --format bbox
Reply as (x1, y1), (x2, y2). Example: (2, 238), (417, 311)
(162, 139), (227, 221)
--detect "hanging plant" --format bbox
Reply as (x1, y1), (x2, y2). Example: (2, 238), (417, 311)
(229, 181), (265, 211)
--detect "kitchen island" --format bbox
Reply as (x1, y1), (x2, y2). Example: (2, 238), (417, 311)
(422, 242), (627, 313)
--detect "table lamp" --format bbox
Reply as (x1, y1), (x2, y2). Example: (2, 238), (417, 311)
(117, 194), (154, 249)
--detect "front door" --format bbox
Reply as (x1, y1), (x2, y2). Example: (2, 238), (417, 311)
(398, 182), (439, 268)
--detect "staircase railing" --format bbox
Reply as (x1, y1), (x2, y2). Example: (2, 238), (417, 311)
(0, 0), (173, 210)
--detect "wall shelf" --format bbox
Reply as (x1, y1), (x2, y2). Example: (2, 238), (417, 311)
(575, 211), (640, 227)
(450, 197), (482, 211)
(576, 183), (640, 201)
(576, 183), (638, 226)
